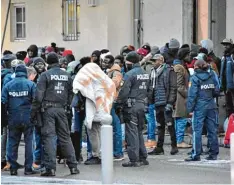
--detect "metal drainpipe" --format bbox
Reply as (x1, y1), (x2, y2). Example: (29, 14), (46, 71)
(1, 0), (12, 52)
(133, 0), (141, 49)
(208, 0), (213, 40)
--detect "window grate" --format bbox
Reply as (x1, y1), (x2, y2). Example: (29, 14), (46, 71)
(62, 0), (80, 41)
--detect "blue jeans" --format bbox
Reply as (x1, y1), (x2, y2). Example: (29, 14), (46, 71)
(146, 104), (156, 140)
(191, 109), (219, 159)
(111, 106), (123, 156)
(175, 117), (188, 144)
(8, 126), (33, 169)
(33, 127), (44, 165)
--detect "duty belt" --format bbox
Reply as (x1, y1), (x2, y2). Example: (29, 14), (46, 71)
(42, 101), (65, 108)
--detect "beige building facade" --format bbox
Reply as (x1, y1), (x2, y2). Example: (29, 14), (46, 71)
(1, 0), (234, 59)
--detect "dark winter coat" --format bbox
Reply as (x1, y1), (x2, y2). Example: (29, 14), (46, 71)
(1, 69), (36, 128)
(173, 59), (189, 118)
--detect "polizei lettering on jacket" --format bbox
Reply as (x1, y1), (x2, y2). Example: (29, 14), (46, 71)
(137, 74), (149, 80)
(201, 84), (215, 90)
(9, 91), (28, 97)
(50, 75), (68, 81)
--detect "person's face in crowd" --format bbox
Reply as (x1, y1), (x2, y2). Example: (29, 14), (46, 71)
(223, 43), (232, 51)
(169, 48), (179, 56)
(125, 61), (133, 71)
(28, 73), (36, 81)
(184, 53), (191, 63)
(61, 62), (68, 70)
(152, 59), (163, 68)
(28, 50), (34, 58)
(91, 54), (98, 63)
(101, 59), (107, 70)
(122, 52), (128, 58)
(34, 62), (45, 73)
(114, 59), (123, 68)
(103, 57), (113, 69)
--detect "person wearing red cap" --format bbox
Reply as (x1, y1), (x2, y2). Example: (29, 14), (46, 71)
(62, 50), (73, 57)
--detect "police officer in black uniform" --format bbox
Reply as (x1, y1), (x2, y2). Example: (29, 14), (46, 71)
(116, 51), (150, 167)
(31, 52), (79, 176)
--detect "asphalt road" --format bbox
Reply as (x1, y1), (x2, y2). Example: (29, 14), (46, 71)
(1, 135), (231, 184)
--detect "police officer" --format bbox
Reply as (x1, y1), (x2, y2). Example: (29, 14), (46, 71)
(1, 64), (36, 175)
(31, 52), (79, 176)
(185, 59), (220, 161)
(116, 51), (149, 167)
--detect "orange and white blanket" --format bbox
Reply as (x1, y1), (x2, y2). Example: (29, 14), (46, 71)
(73, 63), (116, 129)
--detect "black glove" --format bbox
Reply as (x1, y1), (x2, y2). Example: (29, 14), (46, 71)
(115, 106), (123, 115)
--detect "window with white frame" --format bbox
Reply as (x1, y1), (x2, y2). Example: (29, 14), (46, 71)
(11, 4), (26, 40)
(62, 0), (80, 41)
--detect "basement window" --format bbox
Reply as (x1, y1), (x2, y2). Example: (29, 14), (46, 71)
(62, 0), (80, 41)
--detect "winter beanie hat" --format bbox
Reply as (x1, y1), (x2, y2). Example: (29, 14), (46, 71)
(92, 50), (101, 57)
(126, 51), (140, 64)
(33, 57), (46, 66)
(47, 52), (59, 64)
(178, 48), (190, 60)
(169, 38), (180, 49)
(15, 64), (27, 74)
(137, 48), (148, 56)
(141, 43), (151, 53)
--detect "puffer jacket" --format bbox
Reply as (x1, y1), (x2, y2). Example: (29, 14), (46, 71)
(187, 69), (219, 113)
(150, 64), (177, 107)
(1, 68), (36, 128)
(220, 55), (234, 90)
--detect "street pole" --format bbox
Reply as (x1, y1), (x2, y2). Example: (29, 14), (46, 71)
(101, 114), (113, 184)
(231, 133), (234, 184)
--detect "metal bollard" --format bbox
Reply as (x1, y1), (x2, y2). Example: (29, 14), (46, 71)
(231, 133), (234, 184)
(101, 125), (113, 184)
(101, 114), (113, 184)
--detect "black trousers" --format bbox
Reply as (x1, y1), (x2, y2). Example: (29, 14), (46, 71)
(124, 102), (147, 162)
(155, 106), (177, 148)
(41, 107), (77, 170)
(225, 89), (234, 118)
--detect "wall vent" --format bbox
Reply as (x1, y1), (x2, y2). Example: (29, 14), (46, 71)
(88, 0), (98, 7)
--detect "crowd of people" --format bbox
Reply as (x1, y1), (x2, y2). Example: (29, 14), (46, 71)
(1, 38), (234, 176)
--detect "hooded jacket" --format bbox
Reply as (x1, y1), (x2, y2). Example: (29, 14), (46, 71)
(106, 64), (122, 99)
(187, 69), (219, 113)
(1, 66), (36, 128)
(27, 45), (38, 58)
(73, 63), (116, 129)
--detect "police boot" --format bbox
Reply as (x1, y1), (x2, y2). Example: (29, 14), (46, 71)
(10, 169), (18, 176)
(185, 156), (201, 162)
(41, 169), (56, 176)
(148, 147), (164, 155)
(170, 146), (179, 155)
(122, 161), (140, 167)
(205, 155), (217, 160)
(139, 159), (149, 166)
(70, 167), (80, 175)
(24, 168), (39, 175)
